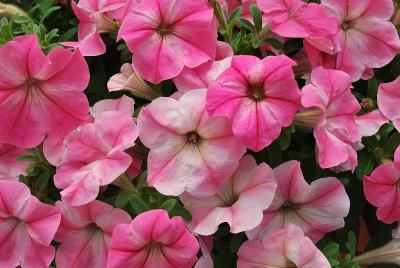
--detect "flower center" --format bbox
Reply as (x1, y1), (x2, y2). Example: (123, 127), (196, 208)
(280, 201), (299, 212)
(247, 84), (265, 102)
(341, 22), (349, 30)
(24, 77), (38, 86)
(186, 131), (202, 144)
(157, 24), (173, 36)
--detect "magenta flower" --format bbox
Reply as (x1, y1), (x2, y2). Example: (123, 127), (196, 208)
(0, 35), (90, 148)
(181, 155), (276, 235)
(0, 180), (61, 267)
(64, 0), (137, 56)
(54, 107), (139, 206)
(298, 67), (361, 171)
(258, 0), (339, 54)
(321, 0), (400, 81)
(247, 160), (349, 243)
(138, 89), (246, 197)
(377, 76), (400, 132)
(206, 55), (301, 152)
(118, 0), (217, 84)
(0, 144), (31, 181)
(108, 209), (199, 268)
(54, 200), (131, 268)
(364, 145), (400, 224)
(238, 224), (331, 268)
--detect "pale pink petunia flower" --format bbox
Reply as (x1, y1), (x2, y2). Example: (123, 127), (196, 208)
(377, 76), (400, 132)
(0, 143), (31, 181)
(321, 0), (400, 81)
(0, 35), (90, 148)
(107, 63), (159, 101)
(364, 145), (400, 224)
(53, 105), (139, 206)
(54, 200), (131, 268)
(0, 180), (61, 267)
(206, 55), (301, 152)
(296, 67), (361, 171)
(180, 155), (276, 235)
(238, 224), (331, 268)
(107, 209), (199, 268)
(138, 89), (246, 197)
(118, 0), (217, 84)
(247, 160), (349, 243)
(258, 0), (340, 54)
(63, 0), (139, 56)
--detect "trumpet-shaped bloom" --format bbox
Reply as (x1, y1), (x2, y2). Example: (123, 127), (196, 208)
(0, 144), (31, 181)
(118, 0), (217, 84)
(247, 160), (349, 243)
(321, 0), (400, 81)
(377, 76), (400, 132)
(364, 145), (400, 223)
(206, 55), (301, 152)
(258, 0), (339, 54)
(64, 0), (137, 56)
(180, 155), (276, 235)
(138, 89), (246, 197)
(238, 224), (330, 268)
(55, 200), (131, 268)
(108, 209), (199, 268)
(53, 108), (138, 206)
(107, 63), (159, 101)
(0, 35), (90, 148)
(299, 67), (361, 171)
(0, 180), (61, 267)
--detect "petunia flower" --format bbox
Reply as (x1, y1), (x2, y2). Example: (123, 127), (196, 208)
(206, 55), (301, 152)
(107, 63), (160, 101)
(321, 0), (400, 81)
(54, 200), (131, 268)
(108, 209), (199, 268)
(63, 0), (138, 56)
(296, 67), (361, 171)
(0, 34), (90, 148)
(194, 236), (213, 268)
(53, 102), (139, 206)
(180, 155), (276, 235)
(257, 0), (340, 54)
(238, 224), (331, 268)
(364, 145), (400, 224)
(247, 160), (350, 243)
(138, 89), (246, 197)
(0, 143), (31, 181)
(0, 180), (61, 267)
(118, 0), (217, 84)
(377, 76), (400, 132)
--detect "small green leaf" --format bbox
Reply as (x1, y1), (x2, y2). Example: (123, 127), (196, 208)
(13, 16), (32, 24)
(16, 155), (37, 162)
(169, 202), (192, 221)
(367, 78), (378, 100)
(160, 199), (177, 212)
(249, 4), (262, 32)
(383, 131), (400, 155)
(239, 18), (255, 33)
(345, 231), (357, 258)
(58, 27), (77, 42)
(115, 191), (131, 208)
(355, 149), (375, 179)
(36, 171), (51, 193)
(229, 6), (243, 22)
(128, 194), (150, 214)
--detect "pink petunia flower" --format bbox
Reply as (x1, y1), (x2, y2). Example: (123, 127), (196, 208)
(321, 0), (400, 81)
(238, 224), (331, 267)
(0, 180), (61, 267)
(206, 55), (301, 152)
(247, 160), (349, 243)
(107, 63), (160, 101)
(377, 76), (400, 132)
(258, 0), (339, 54)
(64, 0), (138, 56)
(0, 143), (31, 181)
(0, 35), (90, 148)
(364, 145), (400, 224)
(180, 155), (277, 235)
(53, 100), (139, 206)
(108, 209), (199, 268)
(138, 89), (246, 197)
(118, 0), (217, 84)
(54, 200), (131, 268)
(297, 67), (361, 171)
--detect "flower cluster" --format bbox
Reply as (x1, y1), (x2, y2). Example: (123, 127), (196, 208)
(0, 0), (400, 267)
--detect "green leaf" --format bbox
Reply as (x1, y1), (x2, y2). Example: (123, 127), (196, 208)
(345, 231), (357, 258)
(355, 149), (375, 179)
(169, 202), (192, 221)
(239, 18), (255, 33)
(249, 4), (262, 32)
(383, 131), (400, 155)
(13, 16), (32, 24)
(58, 27), (77, 42)
(40, 6), (61, 23)
(367, 78), (378, 100)
(230, 233), (246, 253)
(229, 6), (243, 22)
(160, 199), (177, 212)
(16, 155), (37, 162)
(36, 171), (51, 193)
(115, 191), (131, 208)
(128, 194), (150, 214)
